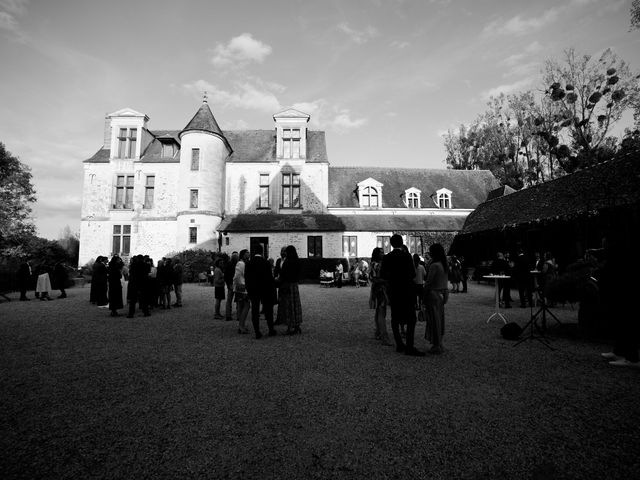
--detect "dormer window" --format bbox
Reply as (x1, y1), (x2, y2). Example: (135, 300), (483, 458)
(282, 129), (301, 159)
(357, 177), (383, 208)
(405, 188), (421, 209)
(161, 141), (177, 159)
(117, 127), (137, 158)
(362, 186), (379, 207)
(436, 188), (452, 209)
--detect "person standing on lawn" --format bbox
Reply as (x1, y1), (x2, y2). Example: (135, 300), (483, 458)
(17, 259), (32, 301)
(127, 255), (150, 318)
(233, 249), (251, 334)
(245, 244), (277, 339)
(224, 251), (238, 321)
(107, 255), (124, 317)
(279, 245), (303, 335)
(599, 234), (639, 368)
(424, 243), (449, 354)
(172, 257), (183, 307)
(381, 234), (424, 356)
(213, 258), (225, 319)
(369, 247), (391, 346)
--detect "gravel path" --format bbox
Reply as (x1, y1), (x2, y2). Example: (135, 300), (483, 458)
(1, 282), (638, 479)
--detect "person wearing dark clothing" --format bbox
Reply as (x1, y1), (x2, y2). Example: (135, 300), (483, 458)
(127, 255), (150, 318)
(17, 260), (32, 301)
(53, 262), (69, 299)
(491, 252), (512, 308)
(279, 245), (303, 335)
(381, 234), (424, 356)
(108, 255), (124, 317)
(172, 258), (183, 307)
(224, 252), (239, 321)
(459, 255), (468, 293)
(599, 235), (639, 368)
(513, 249), (533, 308)
(245, 244), (277, 339)
(157, 258), (173, 309)
(91, 256), (109, 307)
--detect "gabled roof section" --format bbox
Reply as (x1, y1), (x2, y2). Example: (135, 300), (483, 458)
(83, 147), (110, 163)
(225, 130), (328, 163)
(273, 108), (310, 121)
(486, 184), (516, 201)
(328, 167), (500, 209)
(107, 107), (149, 121)
(358, 177), (383, 188)
(460, 149), (640, 235)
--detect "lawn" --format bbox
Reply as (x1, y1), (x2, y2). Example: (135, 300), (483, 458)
(1, 282), (638, 479)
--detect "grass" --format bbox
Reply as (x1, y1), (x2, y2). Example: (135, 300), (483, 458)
(1, 282), (639, 479)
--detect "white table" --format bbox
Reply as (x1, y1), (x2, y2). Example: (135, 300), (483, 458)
(484, 275), (511, 324)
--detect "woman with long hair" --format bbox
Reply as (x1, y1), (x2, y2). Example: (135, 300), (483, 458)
(280, 245), (303, 335)
(369, 247), (391, 346)
(424, 243), (449, 354)
(233, 249), (251, 334)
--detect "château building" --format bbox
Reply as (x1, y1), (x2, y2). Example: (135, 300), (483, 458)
(79, 99), (500, 265)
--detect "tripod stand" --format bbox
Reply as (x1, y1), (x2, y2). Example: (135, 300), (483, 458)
(514, 296), (554, 349)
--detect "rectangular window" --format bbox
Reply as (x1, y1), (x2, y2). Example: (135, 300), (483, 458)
(259, 174), (270, 208)
(144, 175), (155, 209)
(282, 128), (301, 159)
(281, 173), (300, 208)
(161, 142), (175, 158)
(189, 227), (197, 244)
(307, 236), (323, 258)
(191, 148), (200, 170)
(190, 189), (198, 208)
(407, 235), (422, 255)
(114, 175), (134, 209)
(342, 235), (357, 258)
(117, 128), (137, 159)
(112, 225), (131, 255)
(377, 236), (391, 254)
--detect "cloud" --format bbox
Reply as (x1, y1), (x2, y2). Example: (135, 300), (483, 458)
(183, 80), (281, 113)
(483, 8), (560, 36)
(0, 0), (28, 41)
(291, 100), (367, 132)
(337, 22), (378, 44)
(481, 78), (533, 100)
(211, 33), (272, 68)
(390, 40), (410, 49)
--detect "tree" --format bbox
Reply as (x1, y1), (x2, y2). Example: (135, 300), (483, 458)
(0, 142), (36, 246)
(632, 0), (640, 30)
(58, 226), (80, 266)
(541, 48), (639, 170)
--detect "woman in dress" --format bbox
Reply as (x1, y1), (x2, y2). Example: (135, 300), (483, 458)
(369, 247), (391, 346)
(280, 245), (303, 335)
(413, 253), (426, 311)
(424, 243), (449, 354)
(108, 255), (124, 317)
(233, 249), (251, 334)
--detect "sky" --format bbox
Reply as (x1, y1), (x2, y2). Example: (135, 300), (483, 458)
(1, 0), (638, 240)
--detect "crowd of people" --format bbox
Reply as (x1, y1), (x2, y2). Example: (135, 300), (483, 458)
(89, 254), (184, 318)
(369, 234), (451, 357)
(17, 260), (73, 301)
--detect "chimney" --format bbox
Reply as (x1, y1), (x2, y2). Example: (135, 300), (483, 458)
(103, 115), (112, 148)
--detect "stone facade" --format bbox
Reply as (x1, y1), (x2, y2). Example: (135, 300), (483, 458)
(79, 101), (501, 266)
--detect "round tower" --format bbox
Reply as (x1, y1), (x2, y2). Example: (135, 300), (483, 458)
(176, 98), (232, 251)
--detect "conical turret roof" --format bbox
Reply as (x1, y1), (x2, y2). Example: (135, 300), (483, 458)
(180, 100), (232, 153)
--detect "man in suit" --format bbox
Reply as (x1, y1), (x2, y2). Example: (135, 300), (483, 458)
(245, 244), (277, 339)
(381, 234), (424, 356)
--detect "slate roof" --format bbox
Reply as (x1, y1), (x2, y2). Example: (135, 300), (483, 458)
(84, 129), (328, 163)
(218, 213), (464, 232)
(328, 167), (500, 209)
(460, 149), (640, 235)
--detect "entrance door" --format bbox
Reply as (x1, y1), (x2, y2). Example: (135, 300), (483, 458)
(250, 237), (269, 258)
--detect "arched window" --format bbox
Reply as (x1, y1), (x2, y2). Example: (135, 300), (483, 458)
(407, 192), (419, 208)
(438, 191), (451, 209)
(361, 186), (379, 207)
